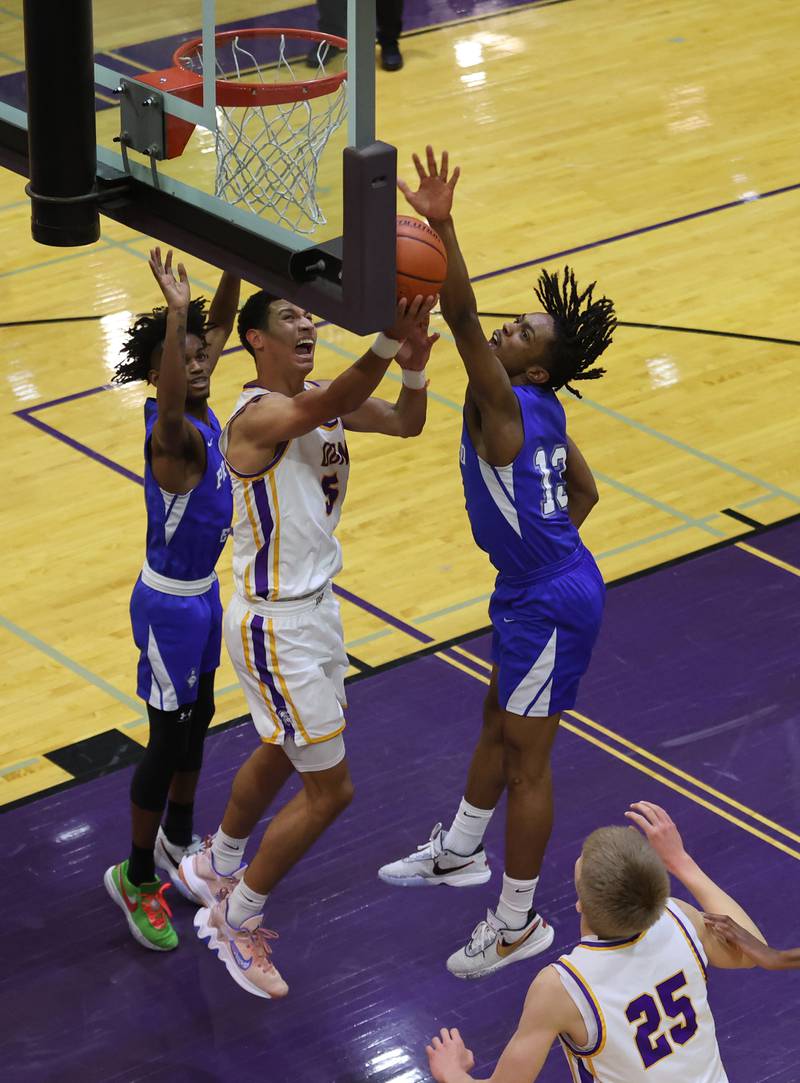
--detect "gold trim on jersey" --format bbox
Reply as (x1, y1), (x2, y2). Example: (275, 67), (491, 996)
(240, 612), (281, 741)
(557, 958), (607, 1058)
(576, 930), (646, 951)
(665, 905), (708, 982)
(226, 439), (293, 482)
(241, 483), (263, 600)
(268, 471), (281, 600)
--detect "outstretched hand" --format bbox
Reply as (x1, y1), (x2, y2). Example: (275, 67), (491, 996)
(396, 314), (440, 372)
(426, 1028), (475, 1083)
(385, 294), (437, 343)
(148, 246), (190, 310)
(398, 146), (460, 223)
(702, 914), (784, 969)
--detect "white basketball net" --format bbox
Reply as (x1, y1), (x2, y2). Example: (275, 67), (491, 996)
(182, 35), (347, 235)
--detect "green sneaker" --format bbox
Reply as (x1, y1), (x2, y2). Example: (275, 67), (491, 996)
(103, 860), (178, 951)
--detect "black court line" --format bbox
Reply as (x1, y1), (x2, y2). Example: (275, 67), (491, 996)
(0, 315), (105, 329)
(5, 508), (798, 815)
(721, 508), (763, 529)
(473, 314), (800, 349)
(346, 653), (373, 673)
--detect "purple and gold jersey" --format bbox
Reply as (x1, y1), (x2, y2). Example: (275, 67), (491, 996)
(553, 902), (727, 1082)
(460, 384), (580, 577)
(142, 398), (233, 582)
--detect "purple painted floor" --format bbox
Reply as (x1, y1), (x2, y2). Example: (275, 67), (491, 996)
(2, 524), (799, 1082)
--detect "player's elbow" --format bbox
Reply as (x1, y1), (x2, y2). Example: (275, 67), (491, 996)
(400, 414), (426, 438)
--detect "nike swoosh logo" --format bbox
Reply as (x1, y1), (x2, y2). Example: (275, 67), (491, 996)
(502, 617), (515, 623)
(230, 942), (253, 970)
(496, 918), (541, 958)
(118, 873), (138, 914)
(432, 859), (474, 876)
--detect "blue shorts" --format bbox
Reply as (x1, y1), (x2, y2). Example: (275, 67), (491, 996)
(130, 577), (222, 711)
(489, 545), (605, 717)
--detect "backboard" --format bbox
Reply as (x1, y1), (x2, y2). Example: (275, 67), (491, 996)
(0, 0), (396, 333)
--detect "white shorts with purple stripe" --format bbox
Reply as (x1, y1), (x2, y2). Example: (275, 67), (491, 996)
(224, 583), (348, 750)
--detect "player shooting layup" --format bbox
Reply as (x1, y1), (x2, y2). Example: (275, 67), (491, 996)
(179, 291), (438, 997)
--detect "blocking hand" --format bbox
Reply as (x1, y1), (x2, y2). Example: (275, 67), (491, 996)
(398, 146), (460, 223)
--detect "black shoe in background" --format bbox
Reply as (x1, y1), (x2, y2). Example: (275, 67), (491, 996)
(380, 41), (404, 71)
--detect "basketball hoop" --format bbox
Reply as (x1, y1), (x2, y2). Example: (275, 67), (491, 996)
(138, 29), (348, 234)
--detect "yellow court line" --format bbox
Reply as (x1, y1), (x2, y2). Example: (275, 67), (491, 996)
(436, 651), (491, 682)
(567, 710), (800, 845)
(735, 541), (800, 579)
(452, 644), (800, 845)
(450, 643), (493, 670)
(433, 651), (800, 862)
(104, 49), (154, 73)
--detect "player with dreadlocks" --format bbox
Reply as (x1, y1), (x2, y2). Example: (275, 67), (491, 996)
(104, 249), (239, 952)
(379, 148), (616, 978)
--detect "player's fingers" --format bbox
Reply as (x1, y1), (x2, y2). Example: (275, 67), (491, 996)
(177, 262), (189, 284)
(425, 1045), (435, 1059)
(164, 249), (173, 273)
(440, 149), (449, 180)
(440, 1027), (451, 1042)
(431, 1036), (442, 1049)
(397, 178), (413, 200)
(449, 165), (461, 189)
(412, 153), (426, 182)
(426, 144), (438, 177)
(624, 810), (650, 831)
(629, 801), (656, 823)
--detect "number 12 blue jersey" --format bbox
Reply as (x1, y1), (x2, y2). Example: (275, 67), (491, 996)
(460, 384), (581, 578)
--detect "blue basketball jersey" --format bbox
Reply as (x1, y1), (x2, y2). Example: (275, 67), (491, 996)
(142, 398), (233, 581)
(460, 385), (581, 577)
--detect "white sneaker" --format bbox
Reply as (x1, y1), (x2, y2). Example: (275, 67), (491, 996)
(378, 822), (491, 887)
(447, 908), (555, 979)
(154, 828), (203, 901)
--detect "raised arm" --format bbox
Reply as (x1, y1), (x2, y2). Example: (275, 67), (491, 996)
(338, 314), (439, 437)
(565, 436), (599, 528)
(147, 248), (200, 460)
(626, 801), (766, 969)
(399, 147), (518, 421)
(205, 270), (241, 372)
(426, 967), (580, 1083)
(227, 298), (435, 471)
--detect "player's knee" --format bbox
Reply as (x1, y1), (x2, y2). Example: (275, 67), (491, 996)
(502, 745), (549, 789)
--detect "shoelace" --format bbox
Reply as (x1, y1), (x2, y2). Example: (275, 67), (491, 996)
(141, 882), (174, 929)
(467, 919), (497, 954)
(233, 923), (280, 971)
(414, 823), (444, 860)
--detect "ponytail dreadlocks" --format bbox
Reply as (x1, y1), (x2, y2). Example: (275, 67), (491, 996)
(535, 266), (616, 398)
(112, 297), (209, 384)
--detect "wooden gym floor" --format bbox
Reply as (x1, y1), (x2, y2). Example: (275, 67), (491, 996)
(1, 0), (799, 804)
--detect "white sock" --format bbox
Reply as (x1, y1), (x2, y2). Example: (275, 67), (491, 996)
(226, 880), (269, 929)
(211, 829), (248, 876)
(443, 797), (495, 856)
(496, 873), (539, 931)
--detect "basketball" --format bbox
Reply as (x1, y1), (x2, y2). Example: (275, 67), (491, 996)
(396, 215), (448, 302)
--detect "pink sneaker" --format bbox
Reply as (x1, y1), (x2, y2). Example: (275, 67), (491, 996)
(194, 899), (289, 999)
(178, 837), (244, 907)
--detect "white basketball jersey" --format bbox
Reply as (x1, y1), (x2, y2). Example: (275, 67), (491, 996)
(221, 384), (350, 602)
(554, 902), (728, 1083)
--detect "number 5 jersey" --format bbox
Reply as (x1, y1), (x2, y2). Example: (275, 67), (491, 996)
(220, 382), (350, 605)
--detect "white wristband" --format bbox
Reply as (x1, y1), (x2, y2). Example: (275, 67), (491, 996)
(401, 368), (427, 389)
(371, 333), (402, 360)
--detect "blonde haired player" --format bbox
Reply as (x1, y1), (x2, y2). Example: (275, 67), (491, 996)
(179, 291), (437, 998)
(426, 802), (765, 1083)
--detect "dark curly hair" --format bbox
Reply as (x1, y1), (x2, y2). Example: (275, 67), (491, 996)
(112, 298), (208, 384)
(535, 266), (616, 398)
